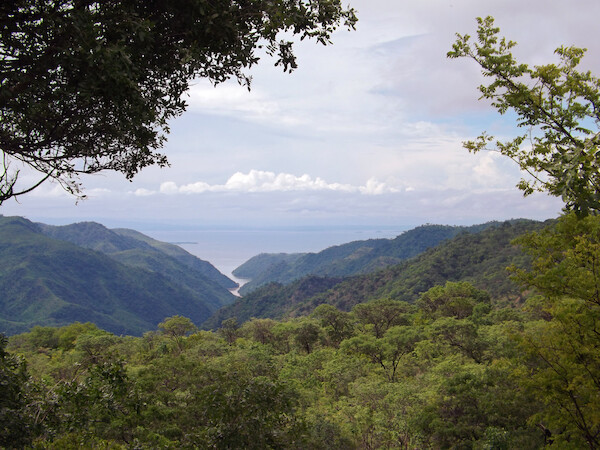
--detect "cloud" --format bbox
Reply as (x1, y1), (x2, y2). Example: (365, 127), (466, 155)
(359, 178), (400, 195)
(159, 170), (400, 195)
(132, 188), (155, 197)
(185, 82), (304, 127)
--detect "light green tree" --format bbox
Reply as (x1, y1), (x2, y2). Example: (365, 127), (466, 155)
(510, 214), (600, 447)
(158, 315), (197, 352)
(448, 16), (600, 216)
(352, 298), (412, 338)
(417, 281), (490, 320)
(342, 325), (421, 382)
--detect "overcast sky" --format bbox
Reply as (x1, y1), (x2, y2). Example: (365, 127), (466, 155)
(3, 0), (598, 229)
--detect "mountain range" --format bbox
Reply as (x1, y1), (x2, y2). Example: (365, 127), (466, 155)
(204, 219), (550, 328)
(0, 216), (236, 335)
(1, 215), (553, 335)
(233, 222), (514, 295)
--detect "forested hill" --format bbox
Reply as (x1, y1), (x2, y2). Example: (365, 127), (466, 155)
(202, 276), (344, 329)
(0, 216), (236, 335)
(295, 219), (550, 314)
(234, 221), (518, 295)
(38, 221), (237, 290)
(206, 219), (549, 327)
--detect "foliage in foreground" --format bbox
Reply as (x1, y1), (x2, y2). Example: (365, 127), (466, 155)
(0, 1), (356, 203)
(449, 16), (600, 216)
(4, 215), (600, 448)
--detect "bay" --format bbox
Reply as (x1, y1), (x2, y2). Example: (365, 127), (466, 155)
(142, 226), (408, 281)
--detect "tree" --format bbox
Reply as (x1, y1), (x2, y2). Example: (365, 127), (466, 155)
(352, 298), (412, 338)
(517, 297), (600, 448)
(448, 16), (600, 216)
(219, 317), (240, 345)
(196, 373), (306, 448)
(511, 213), (600, 306)
(158, 315), (197, 351)
(509, 214), (600, 447)
(293, 319), (322, 354)
(0, 334), (36, 448)
(240, 318), (276, 346)
(0, 1), (357, 203)
(342, 325), (421, 382)
(417, 281), (490, 321)
(311, 304), (354, 347)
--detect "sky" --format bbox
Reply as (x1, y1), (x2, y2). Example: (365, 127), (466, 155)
(3, 0), (599, 230)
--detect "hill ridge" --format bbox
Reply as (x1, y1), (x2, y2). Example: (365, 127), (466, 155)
(234, 221), (515, 295)
(0, 216), (235, 335)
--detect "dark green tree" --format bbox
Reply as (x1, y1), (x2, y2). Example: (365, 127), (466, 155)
(293, 320), (322, 354)
(219, 317), (240, 345)
(311, 304), (355, 347)
(0, 334), (35, 448)
(0, 0), (356, 203)
(240, 318), (276, 346)
(196, 372), (305, 448)
(448, 16), (600, 216)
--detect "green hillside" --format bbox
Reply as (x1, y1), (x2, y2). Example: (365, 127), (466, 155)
(203, 276), (343, 329)
(0, 216), (231, 335)
(40, 221), (237, 291)
(296, 219), (550, 314)
(112, 227), (237, 289)
(233, 252), (305, 280)
(206, 219), (548, 325)
(234, 222), (506, 295)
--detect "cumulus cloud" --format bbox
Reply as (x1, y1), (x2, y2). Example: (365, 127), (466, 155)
(159, 170), (401, 195)
(359, 178), (400, 195)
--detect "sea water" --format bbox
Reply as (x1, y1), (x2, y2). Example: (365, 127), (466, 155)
(143, 226), (408, 281)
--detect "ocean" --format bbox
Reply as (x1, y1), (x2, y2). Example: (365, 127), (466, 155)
(143, 226), (408, 282)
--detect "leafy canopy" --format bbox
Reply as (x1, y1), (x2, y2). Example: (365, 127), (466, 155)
(448, 16), (600, 216)
(0, 0), (356, 203)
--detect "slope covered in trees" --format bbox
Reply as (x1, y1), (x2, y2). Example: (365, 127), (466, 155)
(202, 276), (344, 329)
(207, 219), (548, 326)
(234, 222), (512, 295)
(6, 246), (599, 448)
(301, 219), (551, 314)
(0, 216), (235, 335)
(39, 221), (237, 293)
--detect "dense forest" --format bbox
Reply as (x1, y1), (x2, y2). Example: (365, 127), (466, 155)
(2, 213), (600, 448)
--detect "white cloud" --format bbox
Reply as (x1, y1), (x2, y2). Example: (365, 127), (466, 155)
(158, 181), (179, 194)
(185, 82), (304, 127)
(359, 178), (400, 195)
(158, 170), (400, 195)
(132, 188), (155, 197)
(28, 183), (70, 198)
